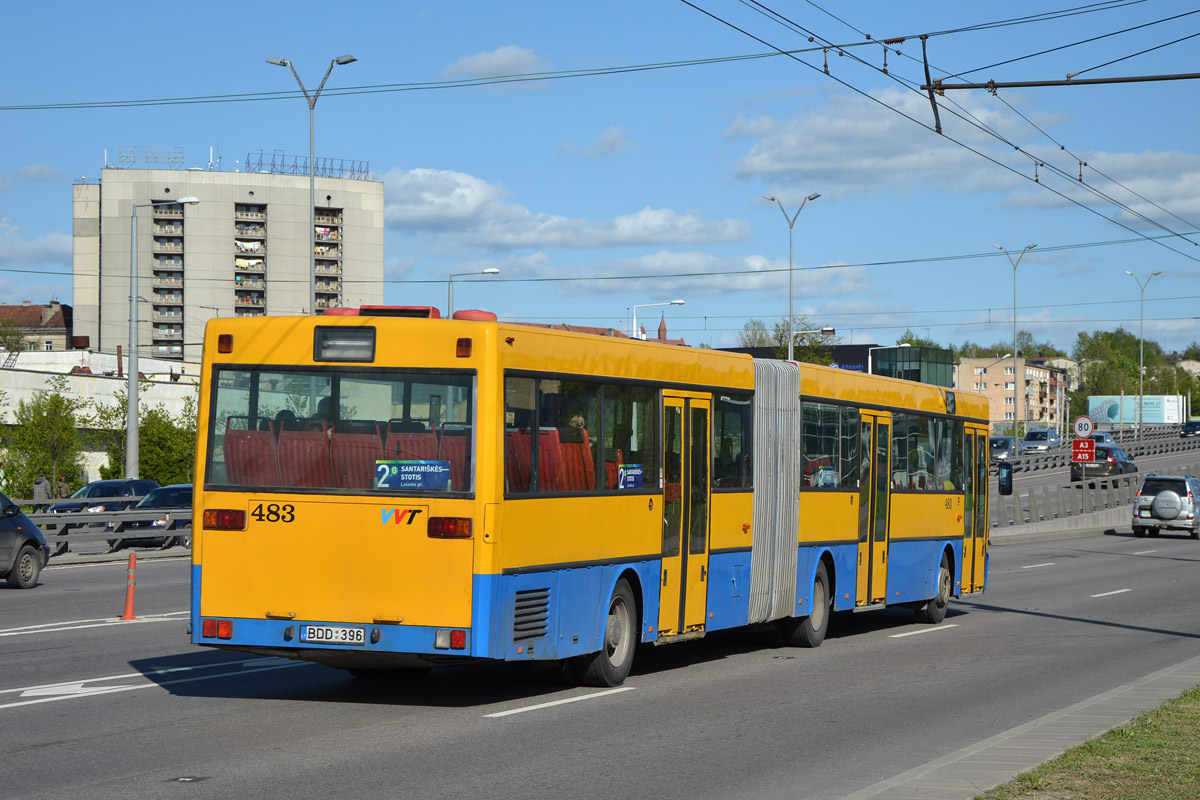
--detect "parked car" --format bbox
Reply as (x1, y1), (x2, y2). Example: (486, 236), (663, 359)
(108, 484), (193, 551)
(1, 489), (50, 589)
(1020, 429), (1061, 453)
(1181, 420), (1200, 438)
(1070, 445), (1137, 482)
(48, 478), (159, 556)
(989, 436), (1019, 462)
(1132, 474), (1200, 538)
(1087, 432), (1117, 446)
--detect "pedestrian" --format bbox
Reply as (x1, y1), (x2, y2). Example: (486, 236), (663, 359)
(56, 475), (70, 499)
(31, 472), (51, 511)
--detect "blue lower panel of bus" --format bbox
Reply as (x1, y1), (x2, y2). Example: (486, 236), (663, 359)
(485, 561), (661, 662)
(886, 538), (961, 603)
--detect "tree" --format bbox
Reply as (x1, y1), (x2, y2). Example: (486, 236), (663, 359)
(5, 375), (87, 497)
(0, 318), (26, 352)
(94, 392), (198, 485)
(897, 329), (941, 349)
(1182, 341), (1200, 361)
(771, 314), (838, 364)
(737, 319), (773, 348)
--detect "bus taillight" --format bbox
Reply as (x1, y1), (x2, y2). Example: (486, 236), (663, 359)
(203, 509), (247, 530)
(201, 619), (234, 640)
(428, 517), (472, 538)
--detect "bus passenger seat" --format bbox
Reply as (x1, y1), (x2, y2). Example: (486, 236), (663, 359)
(278, 426), (334, 487)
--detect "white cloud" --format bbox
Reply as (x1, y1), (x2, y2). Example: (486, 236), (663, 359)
(17, 163), (65, 183)
(560, 126), (635, 160)
(0, 218), (72, 266)
(734, 88), (1033, 199)
(382, 167), (750, 248)
(443, 45), (539, 78)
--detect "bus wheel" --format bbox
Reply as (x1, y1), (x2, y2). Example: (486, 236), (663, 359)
(778, 561), (830, 648)
(915, 554), (951, 624)
(578, 578), (637, 687)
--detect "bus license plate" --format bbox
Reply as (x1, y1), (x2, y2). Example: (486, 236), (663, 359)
(300, 625), (366, 646)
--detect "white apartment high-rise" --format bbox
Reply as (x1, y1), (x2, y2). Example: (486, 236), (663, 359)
(72, 149), (384, 362)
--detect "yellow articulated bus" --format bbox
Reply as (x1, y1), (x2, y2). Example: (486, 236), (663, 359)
(191, 308), (989, 686)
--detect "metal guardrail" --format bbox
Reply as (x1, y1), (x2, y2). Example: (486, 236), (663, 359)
(11, 497), (192, 554)
(991, 460), (1200, 527)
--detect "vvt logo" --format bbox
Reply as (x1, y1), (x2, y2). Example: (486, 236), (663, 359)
(381, 508), (424, 525)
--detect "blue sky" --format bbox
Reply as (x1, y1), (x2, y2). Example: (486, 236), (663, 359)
(2, 1), (1199, 353)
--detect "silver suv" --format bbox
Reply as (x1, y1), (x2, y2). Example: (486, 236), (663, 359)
(1132, 474), (1200, 539)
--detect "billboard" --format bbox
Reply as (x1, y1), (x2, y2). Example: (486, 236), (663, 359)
(1087, 395), (1183, 426)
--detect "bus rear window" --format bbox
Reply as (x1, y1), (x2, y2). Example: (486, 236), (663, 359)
(205, 367), (475, 494)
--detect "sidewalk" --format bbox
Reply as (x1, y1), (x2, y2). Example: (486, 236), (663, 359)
(846, 653), (1200, 799)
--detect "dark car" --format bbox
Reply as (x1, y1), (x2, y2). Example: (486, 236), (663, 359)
(1132, 474), (1200, 538)
(48, 478), (159, 556)
(0, 489), (51, 589)
(1070, 445), (1137, 482)
(109, 484), (192, 551)
(1181, 421), (1200, 438)
(989, 436), (1019, 462)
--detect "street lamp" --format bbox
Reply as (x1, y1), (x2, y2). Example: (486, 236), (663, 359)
(995, 243), (1037, 438)
(127, 196), (199, 479)
(789, 326), (836, 359)
(447, 268), (500, 316)
(631, 299), (685, 340)
(763, 192), (821, 361)
(267, 54), (358, 315)
(1126, 269), (1162, 439)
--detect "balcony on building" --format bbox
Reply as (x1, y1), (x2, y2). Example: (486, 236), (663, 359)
(234, 291), (266, 308)
(153, 272), (184, 289)
(234, 221), (265, 238)
(153, 237), (184, 253)
(234, 256), (265, 273)
(235, 203), (267, 221)
(235, 239), (265, 255)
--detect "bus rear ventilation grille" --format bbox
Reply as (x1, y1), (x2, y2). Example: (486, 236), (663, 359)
(513, 588), (551, 642)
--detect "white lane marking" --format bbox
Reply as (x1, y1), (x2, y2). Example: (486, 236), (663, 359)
(1133, 550), (1157, 555)
(889, 624), (959, 639)
(1022, 563), (1055, 569)
(0, 611), (188, 637)
(1091, 589), (1132, 598)
(0, 658), (306, 711)
(484, 686), (634, 718)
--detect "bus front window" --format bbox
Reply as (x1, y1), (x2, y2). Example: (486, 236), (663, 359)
(206, 368), (475, 494)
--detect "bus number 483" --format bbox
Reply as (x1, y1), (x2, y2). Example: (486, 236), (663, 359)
(251, 503), (295, 523)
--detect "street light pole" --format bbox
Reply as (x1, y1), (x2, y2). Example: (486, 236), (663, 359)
(127, 197), (199, 479)
(447, 268), (500, 317)
(996, 243), (1037, 437)
(763, 192), (820, 361)
(1126, 269), (1162, 440)
(267, 54), (357, 315)
(631, 299), (685, 340)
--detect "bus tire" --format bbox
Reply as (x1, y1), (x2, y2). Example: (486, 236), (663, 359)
(914, 553), (951, 624)
(778, 561), (830, 648)
(577, 578), (637, 687)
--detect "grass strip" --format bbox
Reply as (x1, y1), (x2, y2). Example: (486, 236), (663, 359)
(975, 685), (1200, 799)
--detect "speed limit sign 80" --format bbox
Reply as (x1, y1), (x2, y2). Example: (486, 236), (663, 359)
(1074, 416), (1094, 439)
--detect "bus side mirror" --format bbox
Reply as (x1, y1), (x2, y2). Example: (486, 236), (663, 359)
(997, 462), (1013, 496)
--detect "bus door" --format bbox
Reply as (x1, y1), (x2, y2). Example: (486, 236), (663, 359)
(962, 429), (988, 593)
(659, 393), (712, 637)
(856, 412), (891, 606)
